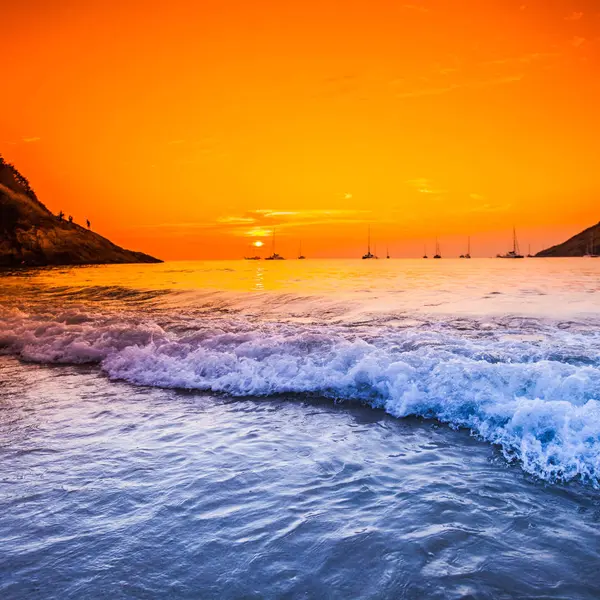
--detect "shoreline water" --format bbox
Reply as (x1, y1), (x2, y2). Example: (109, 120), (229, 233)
(2, 354), (600, 599)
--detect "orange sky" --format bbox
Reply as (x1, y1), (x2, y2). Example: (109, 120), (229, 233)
(1, 0), (599, 258)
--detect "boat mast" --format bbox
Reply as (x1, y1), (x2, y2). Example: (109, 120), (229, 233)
(272, 228), (276, 255)
(585, 230), (594, 255)
(368, 225), (371, 255)
(513, 227), (520, 255)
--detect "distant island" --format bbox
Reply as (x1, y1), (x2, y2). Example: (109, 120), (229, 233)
(536, 222), (600, 257)
(0, 156), (161, 267)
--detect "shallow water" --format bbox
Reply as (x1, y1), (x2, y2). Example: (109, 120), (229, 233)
(2, 358), (600, 599)
(1, 259), (600, 597)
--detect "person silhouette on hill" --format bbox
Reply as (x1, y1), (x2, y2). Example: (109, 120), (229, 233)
(68, 215), (73, 223)
(86, 219), (91, 229)
(57, 210), (64, 221)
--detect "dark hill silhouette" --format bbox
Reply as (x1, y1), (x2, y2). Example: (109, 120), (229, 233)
(0, 156), (161, 266)
(536, 222), (600, 257)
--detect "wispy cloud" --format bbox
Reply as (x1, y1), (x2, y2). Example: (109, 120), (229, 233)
(484, 52), (559, 66)
(572, 36), (586, 48)
(406, 178), (430, 187)
(244, 227), (273, 237)
(22, 137), (41, 143)
(253, 209), (367, 220)
(402, 4), (430, 13)
(470, 193), (485, 201)
(406, 178), (448, 194)
(396, 75), (523, 98)
(136, 208), (373, 237)
(215, 209), (372, 237)
(217, 216), (256, 224)
(565, 11), (583, 21)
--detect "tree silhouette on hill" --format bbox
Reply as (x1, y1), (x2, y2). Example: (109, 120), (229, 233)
(0, 153), (37, 199)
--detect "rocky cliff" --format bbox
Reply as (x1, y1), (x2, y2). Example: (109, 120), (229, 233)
(536, 222), (600, 257)
(0, 157), (161, 266)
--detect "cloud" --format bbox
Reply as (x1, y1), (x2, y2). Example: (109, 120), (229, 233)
(22, 137), (41, 143)
(135, 208), (374, 237)
(406, 178), (431, 187)
(254, 209), (367, 220)
(244, 228), (273, 237)
(565, 11), (583, 21)
(254, 210), (299, 218)
(217, 216), (256, 224)
(167, 139), (186, 145)
(209, 208), (374, 237)
(470, 193), (485, 200)
(484, 52), (559, 66)
(406, 178), (448, 194)
(396, 75), (523, 98)
(572, 36), (586, 48)
(402, 4), (430, 13)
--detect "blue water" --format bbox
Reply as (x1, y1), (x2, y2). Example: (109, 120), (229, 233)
(1, 260), (600, 598)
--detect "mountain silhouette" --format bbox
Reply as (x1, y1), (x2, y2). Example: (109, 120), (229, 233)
(536, 222), (600, 257)
(0, 156), (161, 266)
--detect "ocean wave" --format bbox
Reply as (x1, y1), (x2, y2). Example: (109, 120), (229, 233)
(1, 305), (599, 486)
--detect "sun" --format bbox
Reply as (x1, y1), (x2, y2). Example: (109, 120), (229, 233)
(253, 241), (264, 247)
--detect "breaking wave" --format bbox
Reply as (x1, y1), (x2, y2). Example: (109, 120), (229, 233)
(1, 298), (600, 487)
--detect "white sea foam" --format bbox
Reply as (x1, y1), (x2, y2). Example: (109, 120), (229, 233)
(1, 300), (599, 486)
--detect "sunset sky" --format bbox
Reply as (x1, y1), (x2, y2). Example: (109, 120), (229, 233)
(1, 0), (599, 259)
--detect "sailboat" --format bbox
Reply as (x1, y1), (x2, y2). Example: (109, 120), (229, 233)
(265, 228), (285, 260)
(527, 244), (533, 258)
(583, 230), (599, 258)
(433, 238), (441, 259)
(423, 244), (428, 259)
(362, 226), (377, 259)
(298, 241), (306, 260)
(497, 227), (524, 258)
(460, 236), (471, 259)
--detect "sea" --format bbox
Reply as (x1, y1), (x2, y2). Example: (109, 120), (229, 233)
(1, 258), (599, 599)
